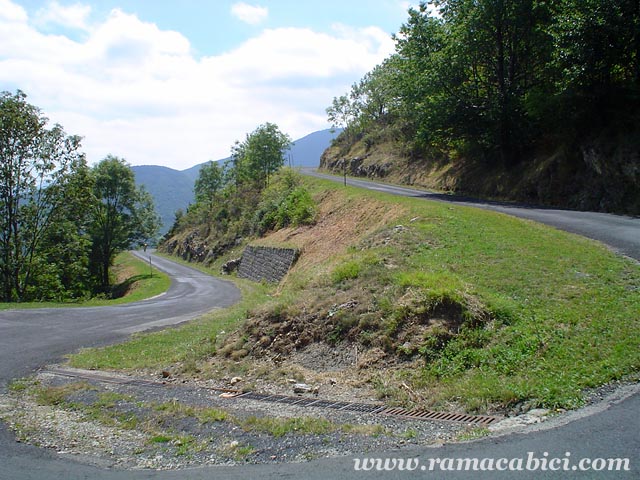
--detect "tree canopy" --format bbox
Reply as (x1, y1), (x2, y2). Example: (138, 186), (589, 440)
(0, 90), (89, 301)
(228, 122), (292, 189)
(162, 123), (314, 263)
(327, 0), (640, 165)
(89, 156), (160, 291)
(0, 91), (160, 302)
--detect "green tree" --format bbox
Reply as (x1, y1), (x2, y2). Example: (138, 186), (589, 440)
(227, 123), (292, 189)
(0, 90), (88, 301)
(395, 0), (553, 162)
(352, 59), (401, 129)
(33, 159), (94, 300)
(328, 57), (402, 143)
(89, 156), (160, 291)
(549, 0), (640, 130)
(194, 160), (224, 206)
(326, 94), (358, 135)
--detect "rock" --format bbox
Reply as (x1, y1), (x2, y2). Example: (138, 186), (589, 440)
(230, 377), (242, 385)
(293, 383), (313, 394)
(489, 408), (551, 432)
(221, 258), (241, 275)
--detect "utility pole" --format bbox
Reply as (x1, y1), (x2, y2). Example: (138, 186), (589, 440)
(343, 159), (347, 186)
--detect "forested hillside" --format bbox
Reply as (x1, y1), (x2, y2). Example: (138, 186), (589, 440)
(161, 123), (317, 263)
(133, 129), (340, 235)
(321, 0), (640, 214)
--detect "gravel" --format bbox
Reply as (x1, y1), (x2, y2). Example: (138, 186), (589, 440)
(0, 367), (471, 471)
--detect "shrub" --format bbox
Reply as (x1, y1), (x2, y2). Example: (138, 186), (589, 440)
(331, 260), (362, 284)
(254, 170), (317, 235)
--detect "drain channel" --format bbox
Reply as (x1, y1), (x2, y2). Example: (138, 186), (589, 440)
(44, 367), (499, 426)
(235, 391), (497, 425)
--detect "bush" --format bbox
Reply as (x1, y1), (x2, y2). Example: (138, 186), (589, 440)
(276, 186), (316, 228)
(331, 260), (362, 284)
(254, 169), (317, 235)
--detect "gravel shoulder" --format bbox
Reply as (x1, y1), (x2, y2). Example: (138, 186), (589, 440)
(4, 366), (636, 472)
(0, 367), (472, 470)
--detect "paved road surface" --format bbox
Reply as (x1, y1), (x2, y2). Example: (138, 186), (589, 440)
(1, 178), (639, 479)
(0, 251), (240, 388)
(0, 252), (240, 478)
(303, 169), (640, 261)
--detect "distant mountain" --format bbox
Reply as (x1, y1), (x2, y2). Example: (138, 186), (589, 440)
(132, 165), (195, 234)
(286, 128), (342, 168)
(133, 128), (340, 235)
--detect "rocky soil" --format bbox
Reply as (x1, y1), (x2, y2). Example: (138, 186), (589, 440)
(0, 366), (474, 471)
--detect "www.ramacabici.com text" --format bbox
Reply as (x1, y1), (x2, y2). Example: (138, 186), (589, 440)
(353, 452), (631, 473)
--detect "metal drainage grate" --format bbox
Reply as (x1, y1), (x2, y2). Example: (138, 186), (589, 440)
(44, 367), (499, 425)
(234, 391), (497, 425)
(380, 407), (498, 426)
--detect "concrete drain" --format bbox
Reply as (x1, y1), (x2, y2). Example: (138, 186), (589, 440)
(44, 367), (499, 426)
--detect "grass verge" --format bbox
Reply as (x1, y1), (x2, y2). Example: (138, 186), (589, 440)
(0, 251), (171, 310)
(67, 275), (269, 372)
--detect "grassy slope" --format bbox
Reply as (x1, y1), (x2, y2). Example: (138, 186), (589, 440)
(68, 178), (640, 413)
(0, 252), (171, 310)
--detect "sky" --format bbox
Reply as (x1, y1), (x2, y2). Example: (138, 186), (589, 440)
(0, 0), (414, 170)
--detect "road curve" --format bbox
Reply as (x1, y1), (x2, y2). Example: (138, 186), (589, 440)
(303, 169), (640, 261)
(1, 182), (639, 479)
(0, 251), (240, 388)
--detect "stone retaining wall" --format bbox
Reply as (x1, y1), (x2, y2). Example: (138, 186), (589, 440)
(237, 246), (300, 283)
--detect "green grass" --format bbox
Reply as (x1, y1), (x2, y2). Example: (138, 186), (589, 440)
(68, 277), (269, 371)
(33, 382), (93, 406)
(241, 416), (335, 437)
(66, 177), (640, 412)
(302, 177), (640, 410)
(0, 251), (170, 310)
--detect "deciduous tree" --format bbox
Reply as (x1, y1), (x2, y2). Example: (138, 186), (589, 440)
(0, 90), (88, 301)
(89, 156), (160, 291)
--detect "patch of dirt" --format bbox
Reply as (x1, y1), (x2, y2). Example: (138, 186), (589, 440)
(253, 190), (407, 275)
(112, 263), (137, 285)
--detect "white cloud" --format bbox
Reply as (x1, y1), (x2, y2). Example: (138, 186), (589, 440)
(0, 0), (27, 22)
(230, 2), (268, 25)
(0, 0), (393, 170)
(34, 1), (92, 30)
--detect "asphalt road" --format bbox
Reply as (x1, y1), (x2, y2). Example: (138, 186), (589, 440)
(0, 252), (240, 478)
(303, 169), (640, 261)
(1, 178), (639, 479)
(0, 251), (240, 388)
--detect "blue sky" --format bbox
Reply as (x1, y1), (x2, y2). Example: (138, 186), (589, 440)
(0, 0), (414, 169)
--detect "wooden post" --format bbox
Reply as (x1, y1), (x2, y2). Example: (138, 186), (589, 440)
(343, 159), (347, 186)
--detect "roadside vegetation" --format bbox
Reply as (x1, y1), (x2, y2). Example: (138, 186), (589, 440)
(0, 91), (161, 303)
(68, 176), (640, 413)
(162, 123), (316, 264)
(0, 252), (170, 310)
(323, 0), (640, 214)
(4, 378), (390, 463)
